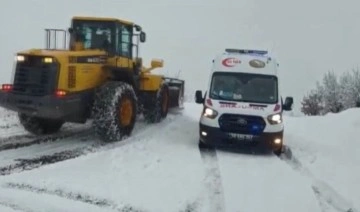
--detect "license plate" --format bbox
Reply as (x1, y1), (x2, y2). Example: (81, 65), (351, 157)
(227, 133), (253, 141)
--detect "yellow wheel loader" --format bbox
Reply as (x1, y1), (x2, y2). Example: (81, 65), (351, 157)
(0, 16), (185, 142)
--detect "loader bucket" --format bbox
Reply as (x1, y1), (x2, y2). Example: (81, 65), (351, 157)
(164, 77), (185, 109)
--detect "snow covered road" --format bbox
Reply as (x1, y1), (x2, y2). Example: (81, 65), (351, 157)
(0, 104), (357, 211)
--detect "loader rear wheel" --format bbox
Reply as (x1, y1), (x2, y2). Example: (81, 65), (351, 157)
(18, 113), (64, 135)
(92, 81), (137, 142)
(143, 83), (169, 123)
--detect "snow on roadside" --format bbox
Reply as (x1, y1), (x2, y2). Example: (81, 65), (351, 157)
(0, 187), (114, 212)
(284, 108), (360, 210)
(0, 204), (22, 212)
(0, 108), (27, 138)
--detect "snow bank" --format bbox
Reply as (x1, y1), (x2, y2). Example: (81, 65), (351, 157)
(284, 108), (360, 210)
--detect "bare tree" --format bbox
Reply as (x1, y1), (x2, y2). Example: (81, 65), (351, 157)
(301, 68), (360, 115)
(301, 89), (324, 115)
(320, 71), (343, 113)
(339, 71), (355, 109)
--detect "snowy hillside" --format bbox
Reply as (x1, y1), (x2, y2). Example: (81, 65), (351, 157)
(0, 103), (358, 211)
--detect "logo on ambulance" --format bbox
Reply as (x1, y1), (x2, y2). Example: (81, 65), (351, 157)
(222, 58), (241, 67)
(249, 59), (266, 68)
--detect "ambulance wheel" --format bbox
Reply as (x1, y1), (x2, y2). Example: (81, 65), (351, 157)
(273, 145), (284, 156)
(198, 140), (212, 150)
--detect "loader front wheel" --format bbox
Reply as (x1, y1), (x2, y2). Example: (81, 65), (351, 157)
(18, 113), (64, 135)
(119, 97), (134, 127)
(143, 83), (169, 123)
(92, 81), (137, 142)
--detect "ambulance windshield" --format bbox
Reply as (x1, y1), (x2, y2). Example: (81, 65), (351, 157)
(209, 72), (278, 104)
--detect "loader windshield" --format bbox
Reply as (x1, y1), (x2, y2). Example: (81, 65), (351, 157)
(71, 20), (115, 51)
(209, 72), (278, 104)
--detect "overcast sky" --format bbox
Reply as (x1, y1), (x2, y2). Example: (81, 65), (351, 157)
(0, 0), (359, 113)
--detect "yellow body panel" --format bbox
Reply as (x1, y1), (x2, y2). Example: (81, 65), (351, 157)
(107, 57), (134, 69)
(17, 49), (164, 92)
(59, 55), (109, 92)
(60, 64), (108, 92)
(140, 74), (163, 91)
(17, 49), (110, 92)
(18, 49), (105, 57)
(72, 16), (133, 26)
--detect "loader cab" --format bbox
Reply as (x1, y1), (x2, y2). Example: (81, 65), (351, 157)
(68, 17), (146, 59)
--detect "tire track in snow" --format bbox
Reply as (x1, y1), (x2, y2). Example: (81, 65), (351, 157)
(0, 200), (32, 212)
(0, 113), (181, 176)
(0, 141), (100, 176)
(0, 128), (92, 152)
(279, 146), (358, 212)
(3, 183), (144, 212)
(199, 145), (226, 212)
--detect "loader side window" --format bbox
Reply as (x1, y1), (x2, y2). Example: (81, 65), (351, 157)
(116, 24), (132, 58)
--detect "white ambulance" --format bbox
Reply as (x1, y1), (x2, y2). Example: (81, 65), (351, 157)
(195, 49), (293, 155)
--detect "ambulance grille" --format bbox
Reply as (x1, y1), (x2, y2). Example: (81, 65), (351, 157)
(218, 114), (266, 134)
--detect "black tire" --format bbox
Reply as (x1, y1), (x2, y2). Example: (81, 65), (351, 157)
(143, 83), (169, 123)
(273, 145), (284, 156)
(18, 113), (64, 135)
(92, 81), (137, 142)
(198, 140), (212, 150)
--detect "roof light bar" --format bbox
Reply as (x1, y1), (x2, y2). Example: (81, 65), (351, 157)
(225, 49), (268, 55)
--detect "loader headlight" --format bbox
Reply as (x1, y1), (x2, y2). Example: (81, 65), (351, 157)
(16, 55), (25, 62)
(203, 107), (218, 119)
(267, 113), (282, 124)
(43, 57), (53, 63)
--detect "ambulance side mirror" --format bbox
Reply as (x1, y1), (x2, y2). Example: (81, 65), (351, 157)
(283, 97), (293, 111)
(195, 90), (204, 104)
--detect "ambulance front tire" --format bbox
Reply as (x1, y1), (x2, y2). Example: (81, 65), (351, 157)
(198, 139), (212, 149)
(273, 145), (284, 156)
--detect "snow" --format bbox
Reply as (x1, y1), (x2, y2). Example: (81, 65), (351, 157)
(0, 105), (206, 212)
(217, 150), (319, 212)
(284, 108), (360, 211)
(3, 103), (359, 211)
(0, 102), (358, 211)
(0, 106), (358, 212)
(0, 186), (115, 212)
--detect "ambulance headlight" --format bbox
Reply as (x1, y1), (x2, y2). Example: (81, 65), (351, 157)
(203, 107), (218, 119)
(267, 113), (282, 124)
